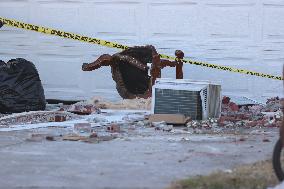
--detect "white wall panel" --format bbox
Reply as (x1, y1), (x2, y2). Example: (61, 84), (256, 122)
(0, 0), (283, 101)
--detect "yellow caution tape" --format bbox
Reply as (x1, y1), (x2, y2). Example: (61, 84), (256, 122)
(0, 16), (282, 81)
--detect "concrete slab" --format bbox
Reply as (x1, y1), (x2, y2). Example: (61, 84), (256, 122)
(0, 127), (278, 189)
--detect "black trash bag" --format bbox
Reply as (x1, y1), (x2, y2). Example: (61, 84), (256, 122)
(0, 58), (46, 113)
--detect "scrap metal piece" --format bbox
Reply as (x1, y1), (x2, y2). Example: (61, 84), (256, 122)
(0, 21), (3, 28)
(175, 50), (184, 79)
(82, 45), (184, 99)
(82, 54), (112, 71)
(82, 46), (153, 99)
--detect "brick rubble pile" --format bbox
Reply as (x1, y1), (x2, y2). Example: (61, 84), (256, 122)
(187, 96), (283, 132)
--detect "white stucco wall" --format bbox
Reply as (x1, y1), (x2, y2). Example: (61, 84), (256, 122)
(0, 0), (283, 101)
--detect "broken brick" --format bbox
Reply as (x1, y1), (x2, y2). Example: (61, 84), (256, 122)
(48, 115), (66, 122)
(228, 102), (239, 112)
(107, 124), (121, 133)
(68, 104), (101, 115)
(89, 132), (98, 138)
(46, 136), (55, 141)
(263, 139), (270, 142)
(245, 121), (258, 127)
(222, 96), (230, 104)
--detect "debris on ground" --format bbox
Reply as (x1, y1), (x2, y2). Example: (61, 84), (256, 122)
(67, 103), (101, 115)
(0, 111), (79, 128)
(220, 96), (282, 127)
(88, 97), (152, 110)
(107, 124), (121, 133)
(185, 96), (283, 134)
(149, 114), (190, 125)
(0, 96), (282, 144)
(62, 131), (118, 143)
(63, 134), (89, 141)
(45, 136), (55, 141)
(0, 109), (150, 143)
(53, 97), (151, 112)
(26, 133), (62, 142)
(152, 121), (173, 132)
(74, 123), (92, 134)
(48, 115), (67, 122)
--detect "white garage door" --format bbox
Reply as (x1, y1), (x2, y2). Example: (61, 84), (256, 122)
(0, 0), (283, 101)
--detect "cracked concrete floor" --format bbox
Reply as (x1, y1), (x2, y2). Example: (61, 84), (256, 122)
(0, 127), (279, 189)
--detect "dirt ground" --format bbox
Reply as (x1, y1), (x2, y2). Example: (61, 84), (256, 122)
(169, 159), (280, 189)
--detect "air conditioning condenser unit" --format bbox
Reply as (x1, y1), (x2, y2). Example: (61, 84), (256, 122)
(151, 79), (221, 120)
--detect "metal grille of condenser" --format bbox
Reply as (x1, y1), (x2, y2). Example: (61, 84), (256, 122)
(154, 88), (203, 120)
